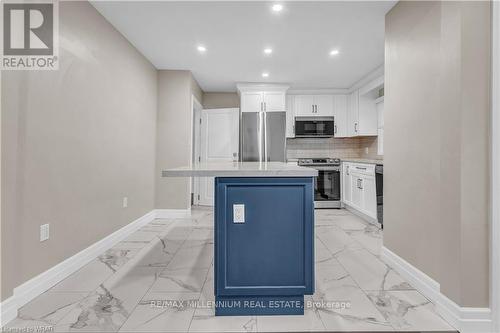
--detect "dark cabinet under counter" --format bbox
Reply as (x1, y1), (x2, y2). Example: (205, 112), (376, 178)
(214, 177), (314, 315)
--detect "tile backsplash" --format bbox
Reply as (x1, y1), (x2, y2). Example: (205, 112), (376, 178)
(358, 136), (381, 159)
(286, 137), (382, 160)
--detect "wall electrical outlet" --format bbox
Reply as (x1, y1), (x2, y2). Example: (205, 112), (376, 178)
(233, 204), (245, 223)
(40, 224), (50, 242)
(123, 197), (128, 208)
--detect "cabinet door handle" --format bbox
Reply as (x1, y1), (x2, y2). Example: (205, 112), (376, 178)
(358, 178), (363, 189)
(354, 122), (358, 132)
(356, 166), (367, 170)
(334, 125), (337, 134)
(315, 105), (318, 113)
(312, 104), (315, 113)
(346, 166), (349, 175)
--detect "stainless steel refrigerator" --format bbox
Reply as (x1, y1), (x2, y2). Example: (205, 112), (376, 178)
(241, 111), (286, 162)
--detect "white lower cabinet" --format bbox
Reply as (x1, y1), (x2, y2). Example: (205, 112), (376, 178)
(360, 175), (376, 218)
(342, 163), (352, 205)
(342, 162), (377, 220)
(350, 175), (362, 209)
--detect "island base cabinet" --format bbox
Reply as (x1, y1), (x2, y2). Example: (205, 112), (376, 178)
(214, 177), (314, 316)
(215, 295), (304, 316)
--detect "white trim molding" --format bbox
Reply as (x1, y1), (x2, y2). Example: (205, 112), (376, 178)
(381, 246), (492, 333)
(344, 204), (379, 226)
(491, 1), (500, 333)
(0, 208), (191, 326)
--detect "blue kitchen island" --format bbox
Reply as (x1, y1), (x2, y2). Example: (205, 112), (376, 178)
(162, 162), (317, 316)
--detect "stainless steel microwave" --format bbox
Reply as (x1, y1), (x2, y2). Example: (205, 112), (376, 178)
(295, 117), (335, 138)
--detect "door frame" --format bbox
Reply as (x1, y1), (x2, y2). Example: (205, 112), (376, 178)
(491, 1), (500, 331)
(191, 94), (203, 206)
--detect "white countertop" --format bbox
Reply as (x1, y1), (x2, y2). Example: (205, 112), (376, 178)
(341, 158), (383, 165)
(162, 162), (318, 177)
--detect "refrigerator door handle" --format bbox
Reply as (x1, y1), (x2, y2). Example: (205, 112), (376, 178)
(257, 112), (263, 162)
(264, 112), (268, 162)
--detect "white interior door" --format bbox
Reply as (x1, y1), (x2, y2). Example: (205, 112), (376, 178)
(197, 108), (239, 206)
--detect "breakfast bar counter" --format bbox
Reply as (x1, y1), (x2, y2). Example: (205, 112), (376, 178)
(162, 162), (317, 316)
(162, 161), (318, 177)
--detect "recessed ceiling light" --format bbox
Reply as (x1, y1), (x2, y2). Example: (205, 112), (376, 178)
(272, 4), (283, 12)
(263, 48), (273, 55)
(197, 45), (206, 53)
(329, 49), (340, 56)
(262, 72), (269, 78)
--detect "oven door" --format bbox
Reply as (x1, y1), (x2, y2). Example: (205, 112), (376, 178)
(295, 117), (334, 137)
(313, 166), (341, 204)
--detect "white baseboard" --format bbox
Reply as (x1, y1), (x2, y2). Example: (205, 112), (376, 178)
(344, 204), (379, 226)
(381, 246), (441, 303)
(0, 296), (18, 327)
(0, 208), (191, 327)
(381, 246), (493, 333)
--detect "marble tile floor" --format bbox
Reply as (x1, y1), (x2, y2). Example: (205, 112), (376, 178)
(3, 207), (456, 332)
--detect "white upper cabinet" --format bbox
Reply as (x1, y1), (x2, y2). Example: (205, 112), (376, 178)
(376, 97), (384, 155)
(314, 95), (334, 116)
(347, 90), (359, 136)
(294, 95), (334, 117)
(241, 92), (264, 113)
(263, 92), (286, 112)
(376, 97), (384, 127)
(237, 84), (289, 113)
(333, 95), (348, 138)
(346, 76), (383, 137)
(294, 95), (315, 116)
(358, 89), (378, 136)
(285, 95), (295, 138)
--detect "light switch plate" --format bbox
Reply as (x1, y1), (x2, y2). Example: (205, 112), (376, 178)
(233, 204), (245, 223)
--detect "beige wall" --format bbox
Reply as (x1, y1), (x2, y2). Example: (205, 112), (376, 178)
(202, 92), (239, 109)
(155, 70), (202, 209)
(385, 1), (490, 307)
(1, 2), (158, 300)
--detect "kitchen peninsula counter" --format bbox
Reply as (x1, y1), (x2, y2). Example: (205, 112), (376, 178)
(162, 161), (318, 177)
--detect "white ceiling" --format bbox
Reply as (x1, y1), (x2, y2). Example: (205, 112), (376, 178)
(92, 1), (396, 92)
